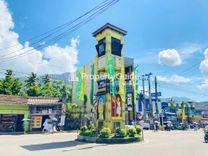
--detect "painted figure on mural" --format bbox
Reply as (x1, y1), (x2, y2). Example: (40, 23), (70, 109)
(97, 95), (106, 120)
(116, 95), (122, 116)
(111, 95), (122, 117)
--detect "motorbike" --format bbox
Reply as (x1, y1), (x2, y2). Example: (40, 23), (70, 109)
(204, 132), (208, 143)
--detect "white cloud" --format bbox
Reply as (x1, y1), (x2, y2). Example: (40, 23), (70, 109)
(197, 79), (208, 90)
(180, 43), (202, 56)
(157, 74), (192, 84)
(199, 48), (208, 75)
(0, 0), (78, 76)
(158, 49), (182, 66)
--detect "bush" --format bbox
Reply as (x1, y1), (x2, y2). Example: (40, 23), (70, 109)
(79, 125), (96, 137)
(88, 124), (95, 131)
(80, 125), (88, 133)
(127, 127), (137, 137)
(114, 127), (126, 138)
(135, 125), (142, 135)
(99, 127), (111, 138)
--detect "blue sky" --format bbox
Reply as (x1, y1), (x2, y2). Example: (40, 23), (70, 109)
(2, 0), (208, 101)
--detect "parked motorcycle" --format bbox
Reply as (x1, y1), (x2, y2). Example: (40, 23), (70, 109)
(204, 126), (208, 143)
(204, 132), (208, 143)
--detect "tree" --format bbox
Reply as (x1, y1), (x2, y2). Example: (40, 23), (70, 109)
(0, 79), (3, 94)
(42, 74), (51, 85)
(64, 103), (82, 130)
(41, 83), (61, 97)
(25, 72), (41, 96)
(25, 72), (38, 87)
(0, 70), (22, 95)
(40, 76), (60, 97)
(53, 80), (72, 102)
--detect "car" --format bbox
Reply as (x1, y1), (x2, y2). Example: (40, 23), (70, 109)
(141, 122), (151, 130)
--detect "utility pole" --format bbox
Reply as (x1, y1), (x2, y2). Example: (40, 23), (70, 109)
(154, 76), (159, 115)
(145, 72), (153, 118)
(142, 75), (146, 120)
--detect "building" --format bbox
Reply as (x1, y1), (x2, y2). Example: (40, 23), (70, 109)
(161, 101), (196, 123)
(0, 95), (29, 132)
(72, 23), (138, 131)
(0, 95), (65, 132)
(28, 98), (65, 131)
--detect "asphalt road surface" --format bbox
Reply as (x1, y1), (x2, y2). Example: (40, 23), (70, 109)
(0, 130), (207, 156)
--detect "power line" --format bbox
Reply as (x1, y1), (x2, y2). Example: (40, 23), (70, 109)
(1, 0), (118, 62)
(0, 0), (111, 53)
(0, 0), (119, 63)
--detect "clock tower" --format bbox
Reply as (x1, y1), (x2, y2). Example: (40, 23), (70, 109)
(92, 23), (127, 131)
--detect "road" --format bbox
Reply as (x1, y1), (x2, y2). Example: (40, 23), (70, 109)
(0, 130), (207, 156)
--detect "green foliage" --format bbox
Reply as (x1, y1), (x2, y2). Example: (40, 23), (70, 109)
(25, 72), (41, 96)
(26, 85), (41, 96)
(65, 103), (82, 119)
(80, 125), (88, 133)
(79, 125), (96, 137)
(0, 70), (22, 95)
(127, 127), (137, 137)
(114, 127), (126, 138)
(99, 127), (111, 138)
(135, 125), (143, 135)
(25, 72), (38, 87)
(40, 83), (60, 97)
(42, 74), (51, 85)
(64, 103), (82, 130)
(0, 70), (72, 102)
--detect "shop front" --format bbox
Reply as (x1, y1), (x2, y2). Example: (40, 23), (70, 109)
(28, 98), (65, 131)
(0, 100), (29, 132)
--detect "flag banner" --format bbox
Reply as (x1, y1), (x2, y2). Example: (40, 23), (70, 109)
(90, 64), (94, 105)
(132, 65), (139, 106)
(80, 68), (86, 101)
(76, 69), (82, 100)
(107, 56), (116, 94)
(76, 67), (85, 101)
(119, 60), (125, 103)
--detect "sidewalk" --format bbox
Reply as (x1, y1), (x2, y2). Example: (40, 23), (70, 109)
(0, 130), (78, 135)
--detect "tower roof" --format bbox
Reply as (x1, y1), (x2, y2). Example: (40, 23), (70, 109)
(92, 23), (127, 37)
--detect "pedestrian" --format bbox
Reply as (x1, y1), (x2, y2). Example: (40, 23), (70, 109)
(42, 119), (49, 132)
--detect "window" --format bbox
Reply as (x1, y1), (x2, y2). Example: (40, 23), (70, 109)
(96, 38), (106, 57)
(111, 37), (123, 56)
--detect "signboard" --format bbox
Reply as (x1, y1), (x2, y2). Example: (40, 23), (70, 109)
(0, 115), (17, 132)
(31, 116), (42, 128)
(126, 93), (133, 111)
(151, 92), (162, 97)
(97, 79), (110, 94)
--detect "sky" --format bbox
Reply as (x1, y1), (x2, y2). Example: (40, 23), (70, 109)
(0, 0), (208, 101)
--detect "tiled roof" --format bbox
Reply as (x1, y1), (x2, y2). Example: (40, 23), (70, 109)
(27, 98), (62, 106)
(0, 94), (63, 106)
(92, 23), (127, 37)
(0, 94), (27, 105)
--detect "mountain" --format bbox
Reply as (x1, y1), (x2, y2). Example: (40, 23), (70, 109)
(161, 96), (194, 103)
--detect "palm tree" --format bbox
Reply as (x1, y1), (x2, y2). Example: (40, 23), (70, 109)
(25, 72), (38, 87)
(42, 74), (51, 85)
(5, 70), (13, 77)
